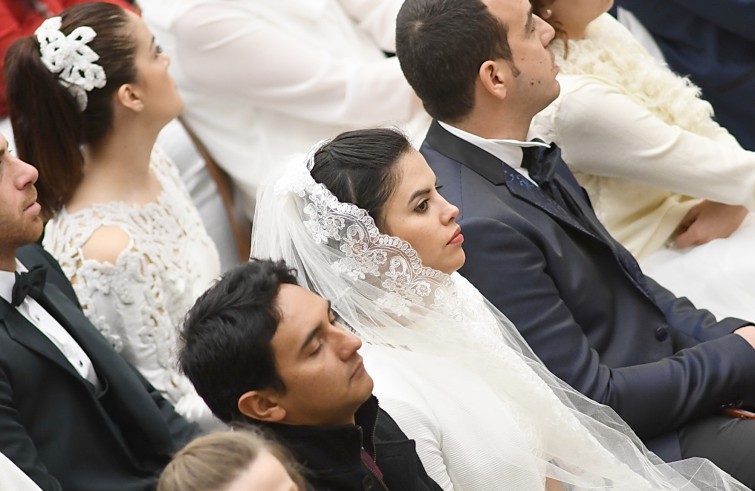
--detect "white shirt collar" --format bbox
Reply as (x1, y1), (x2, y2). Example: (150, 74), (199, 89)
(0, 260), (27, 305)
(438, 121), (550, 169)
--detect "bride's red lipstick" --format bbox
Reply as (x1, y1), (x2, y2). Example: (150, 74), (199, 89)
(448, 227), (464, 245)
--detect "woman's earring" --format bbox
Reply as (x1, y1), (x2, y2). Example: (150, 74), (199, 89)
(544, 8), (553, 19)
(135, 102), (144, 111)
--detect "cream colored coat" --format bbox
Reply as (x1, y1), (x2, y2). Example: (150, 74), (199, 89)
(532, 14), (755, 259)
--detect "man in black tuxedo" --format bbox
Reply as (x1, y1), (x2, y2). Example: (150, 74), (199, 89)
(395, 0), (755, 484)
(0, 131), (200, 490)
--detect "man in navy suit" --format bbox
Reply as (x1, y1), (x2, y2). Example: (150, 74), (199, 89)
(396, 0), (755, 485)
(0, 131), (201, 490)
(616, 0), (755, 150)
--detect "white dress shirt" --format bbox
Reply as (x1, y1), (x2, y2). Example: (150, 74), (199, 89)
(438, 121), (550, 185)
(0, 451), (41, 491)
(0, 261), (99, 388)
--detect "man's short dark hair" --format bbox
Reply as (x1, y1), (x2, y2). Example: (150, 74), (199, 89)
(179, 259), (298, 423)
(396, 0), (513, 122)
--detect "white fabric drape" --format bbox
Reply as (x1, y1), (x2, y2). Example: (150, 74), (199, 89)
(140, 0), (429, 218)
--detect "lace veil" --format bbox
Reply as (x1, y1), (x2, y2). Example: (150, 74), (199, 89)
(252, 147), (746, 490)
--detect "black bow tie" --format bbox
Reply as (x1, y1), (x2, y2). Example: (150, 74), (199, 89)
(11, 265), (47, 307)
(521, 141), (576, 212)
(521, 140), (559, 185)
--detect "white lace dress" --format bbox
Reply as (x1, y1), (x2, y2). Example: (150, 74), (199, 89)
(43, 147), (221, 428)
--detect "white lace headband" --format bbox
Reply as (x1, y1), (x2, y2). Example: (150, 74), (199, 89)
(34, 17), (107, 112)
(304, 138), (331, 171)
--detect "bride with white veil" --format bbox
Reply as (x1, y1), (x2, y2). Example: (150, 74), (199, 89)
(252, 128), (746, 490)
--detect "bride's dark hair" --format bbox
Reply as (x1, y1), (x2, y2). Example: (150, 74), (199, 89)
(309, 128), (411, 228)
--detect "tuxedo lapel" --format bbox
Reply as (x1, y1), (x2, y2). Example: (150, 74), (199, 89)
(424, 121), (597, 238)
(8, 262), (176, 458)
(0, 297), (86, 384)
(36, 283), (117, 394)
(500, 167), (596, 237)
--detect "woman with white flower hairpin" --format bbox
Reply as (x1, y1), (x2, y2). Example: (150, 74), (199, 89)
(5, 2), (221, 429)
(253, 128), (748, 490)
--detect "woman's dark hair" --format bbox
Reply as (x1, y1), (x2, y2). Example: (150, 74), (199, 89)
(309, 128), (412, 228)
(5, 2), (137, 218)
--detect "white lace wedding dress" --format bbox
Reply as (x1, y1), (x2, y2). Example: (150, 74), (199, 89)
(43, 147), (221, 428)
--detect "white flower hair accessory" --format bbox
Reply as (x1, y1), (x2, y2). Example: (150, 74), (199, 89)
(34, 16), (107, 112)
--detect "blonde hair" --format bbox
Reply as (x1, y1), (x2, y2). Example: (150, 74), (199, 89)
(157, 428), (307, 491)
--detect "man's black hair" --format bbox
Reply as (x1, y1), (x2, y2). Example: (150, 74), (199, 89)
(179, 258), (298, 423)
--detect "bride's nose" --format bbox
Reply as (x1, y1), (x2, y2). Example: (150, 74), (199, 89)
(441, 198), (459, 223)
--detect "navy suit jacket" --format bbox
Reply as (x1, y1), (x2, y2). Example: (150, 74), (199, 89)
(422, 121), (755, 461)
(0, 244), (200, 491)
(616, 0), (755, 150)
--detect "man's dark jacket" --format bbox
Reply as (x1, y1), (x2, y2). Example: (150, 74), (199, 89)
(0, 244), (200, 491)
(261, 396), (442, 491)
(422, 120), (755, 461)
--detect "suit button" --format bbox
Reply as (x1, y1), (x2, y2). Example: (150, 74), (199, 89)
(362, 475), (376, 490)
(655, 327), (668, 341)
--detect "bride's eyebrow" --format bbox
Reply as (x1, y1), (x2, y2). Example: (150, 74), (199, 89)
(407, 188), (432, 204)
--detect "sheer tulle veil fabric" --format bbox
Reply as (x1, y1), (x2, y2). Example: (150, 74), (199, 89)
(251, 144), (746, 490)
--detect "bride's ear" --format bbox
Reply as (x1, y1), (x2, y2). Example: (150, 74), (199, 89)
(238, 390), (286, 422)
(115, 83), (144, 113)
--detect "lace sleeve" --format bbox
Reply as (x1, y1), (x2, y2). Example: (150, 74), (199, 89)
(42, 200), (220, 428)
(63, 247), (221, 427)
(70, 250), (182, 386)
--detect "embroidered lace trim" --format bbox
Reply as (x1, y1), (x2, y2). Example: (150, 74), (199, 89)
(43, 147), (220, 406)
(276, 164), (484, 321)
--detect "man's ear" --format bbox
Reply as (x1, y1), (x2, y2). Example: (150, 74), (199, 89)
(478, 60), (509, 101)
(238, 390), (287, 423)
(116, 84), (144, 112)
